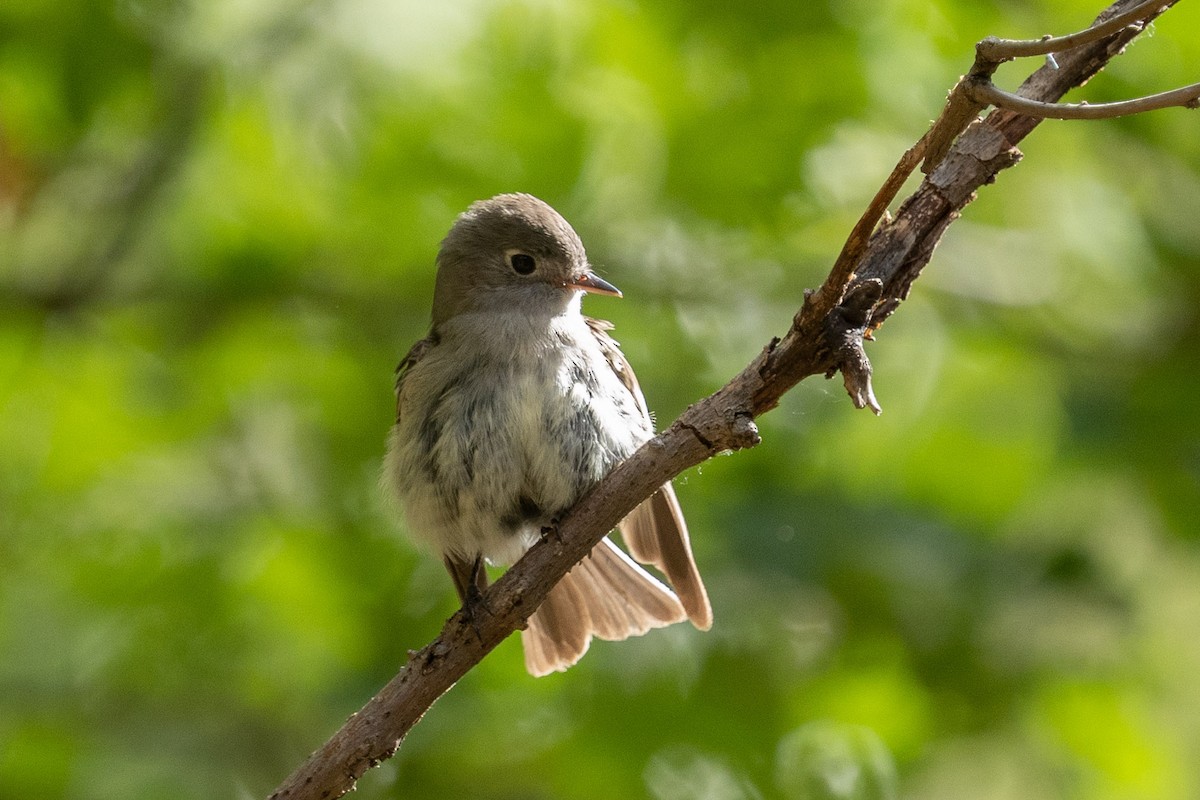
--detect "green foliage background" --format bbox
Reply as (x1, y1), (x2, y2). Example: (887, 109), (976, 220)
(2, 1), (1199, 798)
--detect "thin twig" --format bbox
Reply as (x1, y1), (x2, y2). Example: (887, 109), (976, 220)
(967, 77), (1200, 118)
(802, 130), (931, 327)
(922, 0), (1183, 173)
(976, 0), (1166, 62)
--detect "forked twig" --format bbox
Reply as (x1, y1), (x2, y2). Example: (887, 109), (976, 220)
(923, 0), (1189, 171)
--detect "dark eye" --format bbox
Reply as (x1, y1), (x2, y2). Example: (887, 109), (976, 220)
(510, 253), (536, 275)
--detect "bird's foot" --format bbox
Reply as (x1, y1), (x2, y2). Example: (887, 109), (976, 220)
(540, 518), (564, 547)
(460, 581), (493, 643)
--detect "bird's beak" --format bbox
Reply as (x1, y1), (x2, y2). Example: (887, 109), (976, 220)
(567, 271), (622, 298)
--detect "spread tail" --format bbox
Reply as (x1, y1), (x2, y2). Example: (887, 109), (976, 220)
(522, 537), (686, 676)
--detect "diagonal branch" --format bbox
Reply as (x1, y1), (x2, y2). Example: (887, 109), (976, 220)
(266, 1), (1182, 797)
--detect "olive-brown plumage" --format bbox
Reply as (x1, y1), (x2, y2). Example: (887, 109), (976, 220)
(384, 193), (710, 675)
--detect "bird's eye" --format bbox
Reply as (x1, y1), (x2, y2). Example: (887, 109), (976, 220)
(509, 253), (536, 275)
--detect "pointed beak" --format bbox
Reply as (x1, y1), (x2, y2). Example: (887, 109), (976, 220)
(566, 270), (622, 298)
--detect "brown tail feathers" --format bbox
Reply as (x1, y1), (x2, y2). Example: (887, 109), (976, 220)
(522, 536), (686, 676)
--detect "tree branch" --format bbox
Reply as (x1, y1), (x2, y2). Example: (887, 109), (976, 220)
(975, 0), (1167, 61)
(267, 1), (1182, 796)
(922, 0), (1184, 171)
(966, 78), (1200, 119)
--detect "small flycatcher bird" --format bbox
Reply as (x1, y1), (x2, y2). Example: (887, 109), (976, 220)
(384, 193), (711, 676)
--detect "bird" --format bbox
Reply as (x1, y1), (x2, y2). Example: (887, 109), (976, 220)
(384, 192), (711, 676)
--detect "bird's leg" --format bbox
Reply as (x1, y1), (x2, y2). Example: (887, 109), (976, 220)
(540, 517), (564, 547)
(444, 554), (491, 639)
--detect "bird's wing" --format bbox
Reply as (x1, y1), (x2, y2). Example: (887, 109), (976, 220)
(393, 332), (437, 424)
(584, 316), (650, 418)
(585, 317), (712, 630)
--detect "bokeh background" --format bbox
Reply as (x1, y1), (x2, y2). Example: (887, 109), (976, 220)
(3, 1), (1199, 798)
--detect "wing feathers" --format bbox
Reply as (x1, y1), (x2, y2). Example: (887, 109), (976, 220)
(585, 317), (712, 632)
(620, 485), (712, 630)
